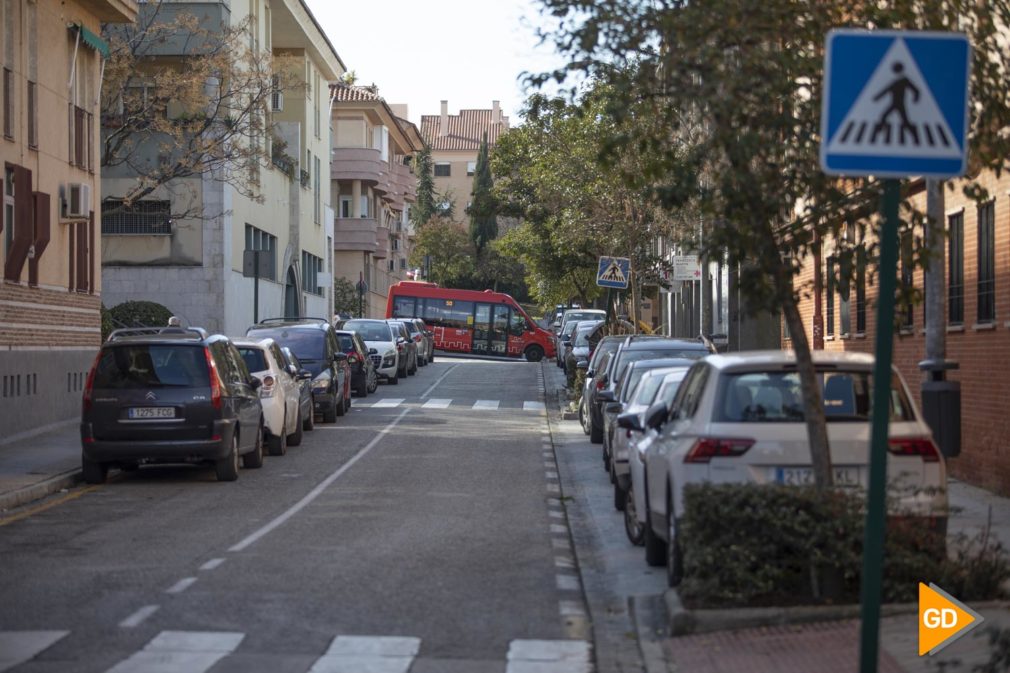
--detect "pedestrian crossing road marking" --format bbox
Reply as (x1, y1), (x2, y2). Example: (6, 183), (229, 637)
(0, 631), (68, 673)
(106, 630), (245, 673)
(473, 400), (500, 410)
(421, 398), (452, 409)
(371, 398), (405, 408)
(359, 398), (544, 411)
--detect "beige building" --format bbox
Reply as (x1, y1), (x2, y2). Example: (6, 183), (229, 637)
(101, 0), (343, 335)
(419, 100), (509, 226)
(330, 84), (423, 317)
(0, 0), (137, 439)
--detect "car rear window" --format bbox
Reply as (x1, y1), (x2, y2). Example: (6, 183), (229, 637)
(631, 375), (665, 406)
(614, 348), (706, 380)
(715, 370), (914, 422)
(565, 311), (605, 324)
(336, 334), (356, 352)
(93, 345), (210, 388)
(247, 328), (324, 362)
(400, 321), (418, 334)
(236, 347), (268, 373)
(344, 320), (392, 342)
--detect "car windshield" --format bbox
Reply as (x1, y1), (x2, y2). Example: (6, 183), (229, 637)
(93, 345), (210, 388)
(574, 323), (602, 347)
(345, 320), (392, 342)
(247, 329), (324, 362)
(716, 370), (914, 422)
(562, 320), (584, 337)
(615, 349), (706, 381)
(631, 375), (665, 407)
(400, 322), (418, 334)
(236, 347), (268, 374)
(564, 311), (604, 325)
(657, 372), (688, 405)
(621, 365), (676, 403)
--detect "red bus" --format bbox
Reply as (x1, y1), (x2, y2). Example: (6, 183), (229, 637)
(385, 281), (555, 362)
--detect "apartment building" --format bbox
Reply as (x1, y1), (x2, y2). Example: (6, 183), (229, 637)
(789, 173), (1010, 495)
(419, 100), (508, 227)
(330, 84), (422, 317)
(0, 0), (138, 439)
(101, 0), (343, 335)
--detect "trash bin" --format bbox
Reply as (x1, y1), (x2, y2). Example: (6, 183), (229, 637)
(918, 359), (961, 458)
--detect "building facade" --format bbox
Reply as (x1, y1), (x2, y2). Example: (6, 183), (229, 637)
(419, 100), (508, 227)
(101, 0), (343, 335)
(789, 173), (1010, 496)
(330, 84), (422, 318)
(0, 0), (138, 439)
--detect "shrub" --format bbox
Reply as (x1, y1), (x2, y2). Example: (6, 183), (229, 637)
(108, 300), (173, 329)
(100, 304), (114, 342)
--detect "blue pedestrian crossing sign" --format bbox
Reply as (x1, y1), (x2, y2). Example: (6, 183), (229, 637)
(597, 256), (631, 289)
(820, 30), (970, 178)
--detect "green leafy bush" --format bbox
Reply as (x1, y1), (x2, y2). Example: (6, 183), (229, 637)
(108, 301), (173, 329)
(100, 304), (114, 342)
(678, 483), (1008, 608)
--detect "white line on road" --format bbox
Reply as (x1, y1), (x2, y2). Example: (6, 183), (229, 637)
(0, 631), (69, 672)
(106, 631), (244, 673)
(119, 605), (160, 629)
(558, 601), (587, 618)
(229, 408), (411, 552)
(310, 635), (420, 673)
(421, 398), (452, 409)
(549, 510), (563, 518)
(506, 639), (591, 673)
(472, 400), (500, 410)
(550, 524), (567, 534)
(199, 558), (225, 571)
(420, 363), (459, 399)
(554, 556), (575, 569)
(556, 575), (580, 591)
(165, 577), (197, 594)
(523, 401), (546, 411)
(546, 471), (558, 480)
(372, 398), (405, 408)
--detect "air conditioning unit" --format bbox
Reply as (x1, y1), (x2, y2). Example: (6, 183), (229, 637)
(66, 183), (90, 218)
(271, 90), (284, 112)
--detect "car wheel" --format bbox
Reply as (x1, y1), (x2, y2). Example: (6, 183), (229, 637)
(323, 396), (338, 423)
(302, 406), (315, 431)
(242, 422), (264, 468)
(624, 482), (644, 546)
(336, 392), (346, 416)
(589, 409), (603, 444)
(603, 434), (611, 471)
(344, 392), (352, 413)
(428, 351), (435, 364)
(579, 398), (590, 436)
(82, 456), (108, 484)
(643, 502), (666, 567)
(267, 421), (287, 456)
(524, 345), (544, 362)
(368, 373), (378, 393)
(667, 494), (684, 587)
(287, 408), (303, 446)
(215, 433), (240, 482)
(612, 467), (626, 511)
(355, 378), (368, 397)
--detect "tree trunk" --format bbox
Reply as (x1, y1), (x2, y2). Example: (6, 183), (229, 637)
(782, 293), (834, 489)
(924, 179), (946, 363)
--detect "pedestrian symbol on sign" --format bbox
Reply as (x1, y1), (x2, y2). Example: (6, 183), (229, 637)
(601, 261), (626, 284)
(596, 256), (631, 289)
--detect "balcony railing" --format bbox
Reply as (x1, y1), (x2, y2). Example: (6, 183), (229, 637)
(330, 147), (383, 185)
(333, 217), (379, 253)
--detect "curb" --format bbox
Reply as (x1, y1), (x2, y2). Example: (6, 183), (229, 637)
(0, 469), (83, 513)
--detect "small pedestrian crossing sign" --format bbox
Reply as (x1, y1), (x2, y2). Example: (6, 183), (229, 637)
(597, 256), (630, 289)
(821, 30), (970, 178)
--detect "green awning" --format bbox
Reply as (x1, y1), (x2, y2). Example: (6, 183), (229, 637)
(71, 23), (109, 59)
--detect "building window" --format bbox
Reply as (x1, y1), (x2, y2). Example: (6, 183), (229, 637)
(314, 72), (321, 139)
(313, 154), (320, 224)
(399, 258), (407, 270)
(434, 162), (450, 177)
(101, 199), (171, 235)
(825, 257), (835, 337)
(466, 161), (476, 176)
(301, 250), (323, 295)
(948, 211), (964, 325)
(244, 223), (277, 281)
(70, 104), (86, 168)
(3, 167), (13, 265)
(856, 245), (866, 333)
(900, 231), (914, 329)
(2, 68), (12, 139)
(387, 259), (395, 272)
(977, 201), (995, 323)
(27, 81), (37, 149)
(838, 253), (851, 336)
(340, 196), (351, 219)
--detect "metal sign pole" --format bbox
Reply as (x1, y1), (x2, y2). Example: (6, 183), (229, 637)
(858, 178), (901, 673)
(253, 250), (260, 324)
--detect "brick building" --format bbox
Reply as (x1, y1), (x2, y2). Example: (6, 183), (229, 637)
(789, 172), (1010, 495)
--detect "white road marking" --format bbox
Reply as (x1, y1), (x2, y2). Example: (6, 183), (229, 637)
(105, 630), (244, 673)
(546, 471), (558, 480)
(551, 538), (570, 550)
(547, 483), (560, 494)
(524, 401), (546, 411)
(119, 605), (160, 628)
(506, 639), (591, 673)
(554, 556), (575, 569)
(310, 635), (420, 673)
(472, 400), (500, 410)
(549, 510), (564, 519)
(229, 408), (411, 552)
(550, 524), (567, 535)
(421, 398), (452, 409)
(199, 558), (225, 571)
(0, 631), (69, 672)
(556, 575), (580, 591)
(558, 601), (587, 617)
(165, 577), (197, 594)
(420, 363), (459, 398)
(372, 398), (405, 408)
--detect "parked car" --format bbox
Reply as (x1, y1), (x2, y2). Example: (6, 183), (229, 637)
(587, 336), (710, 445)
(80, 326), (265, 483)
(602, 359), (695, 510)
(233, 337), (306, 456)
(578, 335), (627, 437)
(279, 346), (315, 433)
(335, 329), (378, 397)
(410, 318), (435, 365)
(342, 319), (401, 385)
(555, 310), (606, 366)
(398, 318), (428, 367)
(245, 318), (350, 423)
(386, 320), (418, 378)
(564, 320), (605, 378)
(642, 351), (949, 588)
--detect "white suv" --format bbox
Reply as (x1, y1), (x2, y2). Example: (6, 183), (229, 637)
(233, 338), (306, 455)
(642, 350), (948, 587)
(341, 319), (401, 385)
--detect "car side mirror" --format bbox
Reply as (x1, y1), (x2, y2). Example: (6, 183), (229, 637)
(585, 369), (595, 378)
(248, 377), (262, 390)
(560, 335), (572, 344)
(368, 347), (378, 355)
(286, 364), (298, 377)
(617, 411), (644, 433)
(576, 360), (589, 371)
(605, 401), (622, 414)
(297, 369), (313, 381)
(597, 390), (615, 403)
(645, 401), (667, 430)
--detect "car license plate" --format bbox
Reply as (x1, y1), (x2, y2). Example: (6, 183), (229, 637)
(128, 407), (176, 419)
(775, 466), (861, 486)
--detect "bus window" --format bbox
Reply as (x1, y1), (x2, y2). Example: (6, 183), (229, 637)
(509, 311), (526, 337)
(447, 301), (474, 329)
(424, 298), (450, 327)
(392, 295), (416, 318)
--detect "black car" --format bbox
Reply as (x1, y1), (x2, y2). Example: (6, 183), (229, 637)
(335, 330), (378, 397)
(80, 327), (264, 483)
(246, 318), (350, 423)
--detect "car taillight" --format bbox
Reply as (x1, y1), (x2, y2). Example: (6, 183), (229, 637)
(204, 347), (223, 410)
(347, 354), (358, 364)
(888, 437), (941, 462)
(397, 344), (404, 352)
(260, 375), (275, 398)
(81, 350), (102, 412)
(595, 380), (605, 391)
(684, 437), (755, 463)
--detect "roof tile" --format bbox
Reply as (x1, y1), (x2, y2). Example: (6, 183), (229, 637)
(419, 109), (510, 151)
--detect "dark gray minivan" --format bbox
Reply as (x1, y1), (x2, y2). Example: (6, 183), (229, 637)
(80, 327), (265, 483)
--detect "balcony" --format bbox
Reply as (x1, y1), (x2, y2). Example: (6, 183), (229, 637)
(393, 162), (417, 203)
(331, 147), (383, 186)
(373, 226), (390, 259)
(333, 217), (378, 253)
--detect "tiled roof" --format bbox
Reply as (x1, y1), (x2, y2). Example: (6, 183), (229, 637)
(330, 83), (383, 103)
(419, 109), (510, 151)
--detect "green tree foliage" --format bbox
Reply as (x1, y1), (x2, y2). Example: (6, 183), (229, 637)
(109, 300), (173, 328)
(534, 0), (1010, 488)
(332, 277), (361, 317)
(409, 144), (438, 227)
(468, 133), (498, 256)
(409, 219), (476, 287)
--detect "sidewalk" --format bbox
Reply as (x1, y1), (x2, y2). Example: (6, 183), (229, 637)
(0, 420), (82, 512)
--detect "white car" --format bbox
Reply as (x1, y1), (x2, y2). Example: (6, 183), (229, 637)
(642, 350), (948, 587)
(341, 319), (401, 385)
(233, 337), (306, 455)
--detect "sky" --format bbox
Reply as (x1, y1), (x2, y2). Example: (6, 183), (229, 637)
(303, 0), (568, 127)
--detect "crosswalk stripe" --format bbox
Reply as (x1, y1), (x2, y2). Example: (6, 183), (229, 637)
(422, 398), (452, 409)
(106, 630), (244, 673)
(523, 401), (546, 411)
(309, 635), (420, 673)
(372, 398), (405, 408)
(506, 639), (591, 673)
(473, 400), (500, 410)
(0, 631), (69, 672)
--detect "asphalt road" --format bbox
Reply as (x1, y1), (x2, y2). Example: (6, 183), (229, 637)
(0, 358), (591, 673)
